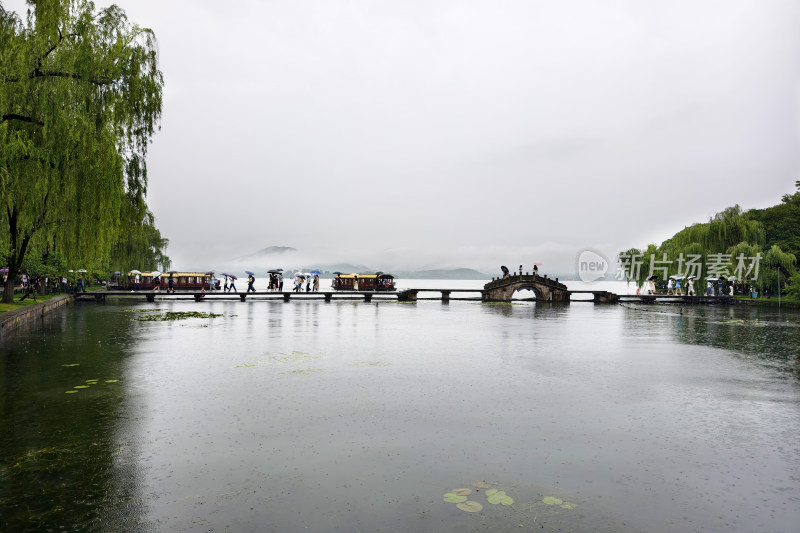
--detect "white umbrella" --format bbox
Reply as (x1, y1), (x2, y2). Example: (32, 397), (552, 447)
(151, 270), (162, 278)
(77, 269), (87, 273)
(129, 269), (142, 275)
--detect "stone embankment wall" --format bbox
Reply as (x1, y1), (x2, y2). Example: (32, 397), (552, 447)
(0, 295), (73, 339)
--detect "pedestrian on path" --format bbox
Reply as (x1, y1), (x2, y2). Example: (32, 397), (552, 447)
(247, 274), (256, 293)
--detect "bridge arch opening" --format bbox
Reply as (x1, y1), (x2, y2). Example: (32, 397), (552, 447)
(511, 285), (544, 301)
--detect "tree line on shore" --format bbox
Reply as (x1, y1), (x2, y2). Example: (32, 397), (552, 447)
(0, 0), (170, 303)
(619, 182), (800, 298)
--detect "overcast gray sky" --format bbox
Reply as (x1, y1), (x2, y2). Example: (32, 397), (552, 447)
(8, 0), (800, 273)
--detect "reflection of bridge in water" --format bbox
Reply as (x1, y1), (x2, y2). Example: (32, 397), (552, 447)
(75, 275), (736, 305)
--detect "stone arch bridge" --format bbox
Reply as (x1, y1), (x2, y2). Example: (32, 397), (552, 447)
(482, 274), (570, 302)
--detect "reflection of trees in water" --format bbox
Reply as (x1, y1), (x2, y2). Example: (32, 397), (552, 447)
(0, 306), (146, 531)
(650, 306), (800, 378)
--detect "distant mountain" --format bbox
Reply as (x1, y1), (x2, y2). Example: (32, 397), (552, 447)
(394, 268), (491, 280)
(237, 246), (296, 260)
(308, 263), (373, 274)
(286, 266), (491, 279)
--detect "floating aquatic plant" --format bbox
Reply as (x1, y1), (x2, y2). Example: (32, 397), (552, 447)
(105, 379), (119, 383)
(473, 481), (492, 489)
(560, 502), (577, 509)
(486, 489), (514, 506)
(279, 368), (323, 376)
(456, 501), (483, 512)
(542, 496), (563, 505)
(73, 385), (90, 389)
(350, 361), (391, 368)
(443, 493), (467, 503)
(452, 488), (472, 496)
(136, 311), (223, 322)
(65, 390), (78, 394)
(61, 363), (80, 367)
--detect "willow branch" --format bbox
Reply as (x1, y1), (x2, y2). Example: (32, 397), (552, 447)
(1, 113), (44, 125)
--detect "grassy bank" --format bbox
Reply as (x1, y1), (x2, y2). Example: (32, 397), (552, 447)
(0, 286), (101, 315)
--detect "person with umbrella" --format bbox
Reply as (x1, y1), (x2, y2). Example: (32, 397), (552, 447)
(229, 275), (237, 292)
(501, 265), (510, 278)
(293, 274), (303, 292)
(246, 271), (256, 293)
(167, 272), (175, 293)
(152, 272), (161, 292)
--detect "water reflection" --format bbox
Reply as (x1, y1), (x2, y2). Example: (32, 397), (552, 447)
(0, 304), (146, 531)
(1, 300), (799, 532)
(622, 304), (800, 378)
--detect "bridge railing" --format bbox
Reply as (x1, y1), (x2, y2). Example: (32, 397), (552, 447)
(484, 274), (567, 291)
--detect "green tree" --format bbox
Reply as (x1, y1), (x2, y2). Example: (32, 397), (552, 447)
(0, 1), (163, 302)
(746, 181), (800, 260)
(760, 244), (797, 296)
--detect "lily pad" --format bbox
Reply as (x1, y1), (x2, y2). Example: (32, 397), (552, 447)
(457, 501), (483, 513)
(136, 311), (223, 322)
(105, 379), (119, 383)
(543, 496), (563, 506)
(473, 481), (492, 489)
(443, 493), (467, 503)
(61, 363), (80, 367)
(73, 385), (90, 389)
(452, 488), (472, 496)
(487, 490), (514, 506)
(560, 502), (577, 509)
(65, 390), (78, 394)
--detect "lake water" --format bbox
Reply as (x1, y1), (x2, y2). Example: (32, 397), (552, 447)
(1, 281), (798, 532)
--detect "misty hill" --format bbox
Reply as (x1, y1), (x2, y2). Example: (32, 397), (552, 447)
(236, 246), (296, 261)
(287, 266), (491, 279)
(394, 268), (491, 280)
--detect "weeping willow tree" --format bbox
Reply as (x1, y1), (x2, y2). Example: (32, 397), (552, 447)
(109, 193), (171, 278)
(0, 1), (164, 302)
(619, 205), (770, 288)
(759, 244), (797, 296)
(662, 206), (765, 252)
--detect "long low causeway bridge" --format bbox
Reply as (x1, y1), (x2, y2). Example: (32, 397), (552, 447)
(75, 275), (735, 305)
